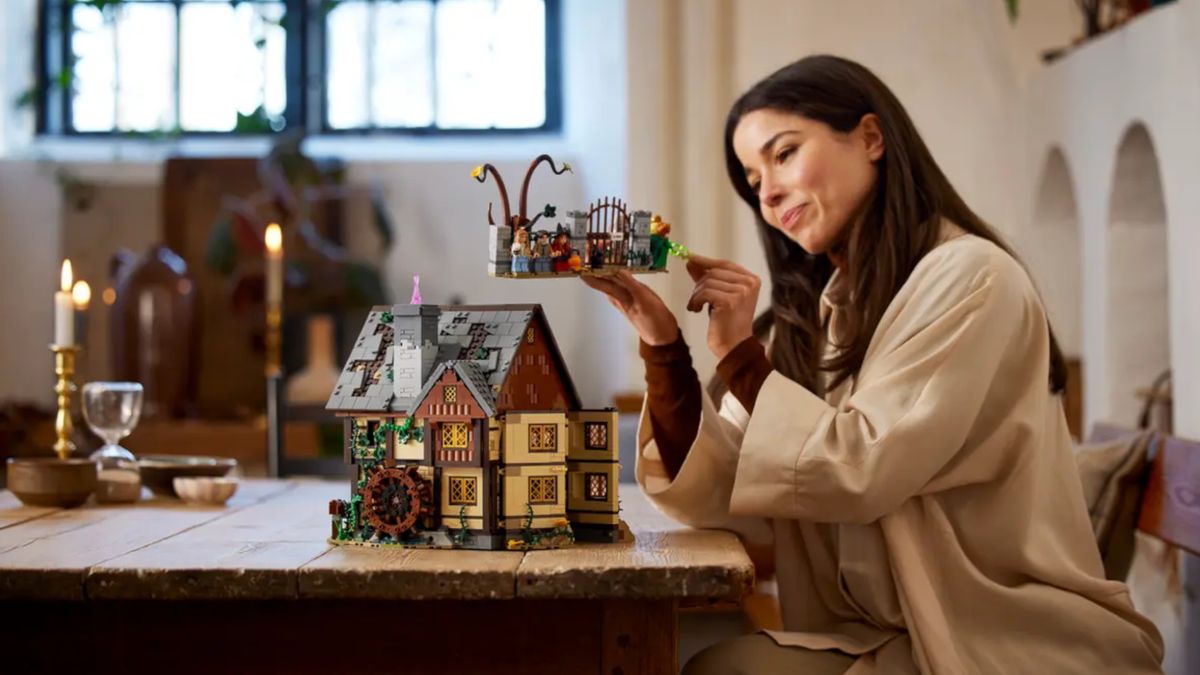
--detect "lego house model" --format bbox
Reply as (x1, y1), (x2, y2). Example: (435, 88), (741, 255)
(326, 303), (621, 550)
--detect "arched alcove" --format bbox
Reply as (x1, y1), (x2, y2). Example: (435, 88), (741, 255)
(1031, 147), (1083, 358)
(1106, 123), (1170, 426)
(1027, 147), (1084, 437)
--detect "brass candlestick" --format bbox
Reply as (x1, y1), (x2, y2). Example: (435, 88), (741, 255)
(50, 344), (81, 460)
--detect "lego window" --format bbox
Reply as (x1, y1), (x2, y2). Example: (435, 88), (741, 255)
(584, 422), (608, 450)
(449, 477), (477, 506)
(353, 420), (382, 456)
(529, 424), (558, 452)
(585, 473), (608, 501)
(529, 476), (557, 504)
(442, 423), (469, 449)
(443, 385), (458, 404)
(526, 327), (535, 344)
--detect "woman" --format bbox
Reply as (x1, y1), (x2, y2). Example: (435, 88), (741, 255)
(583, 56), (1162, 674)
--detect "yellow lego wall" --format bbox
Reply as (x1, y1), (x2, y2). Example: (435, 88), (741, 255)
(440, 466), (486, 530)
(567, 410), (619, 463)
(567, 460), (619, 523)
(501, 412), (569, 465)
(393, 417), (426, 461)
(501, 463), (567, 529)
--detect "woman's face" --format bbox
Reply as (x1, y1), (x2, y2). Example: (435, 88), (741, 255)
(732, 108), (883, 256)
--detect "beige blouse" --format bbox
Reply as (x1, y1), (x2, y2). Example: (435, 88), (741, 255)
(636, 229), (1164, 674)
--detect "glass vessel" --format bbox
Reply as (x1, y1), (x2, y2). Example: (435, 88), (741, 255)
(82, 381), (145, 503)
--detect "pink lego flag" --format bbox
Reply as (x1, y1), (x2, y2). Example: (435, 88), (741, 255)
(410, 274), (422, 305)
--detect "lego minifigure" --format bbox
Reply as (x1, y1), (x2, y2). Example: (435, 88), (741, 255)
(511, 227), (532, 274)
(550, 231), (572, 273)
(589, 239), (607, 270)
(650, 214), (672, 270)
(531, 231), (553, 274)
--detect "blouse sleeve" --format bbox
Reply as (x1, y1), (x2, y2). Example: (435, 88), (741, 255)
(730, 256), (1039, 524)
(636, 384), (774, 546)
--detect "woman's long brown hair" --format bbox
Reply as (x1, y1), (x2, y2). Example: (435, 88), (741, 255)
(714, 55), (1067, 399)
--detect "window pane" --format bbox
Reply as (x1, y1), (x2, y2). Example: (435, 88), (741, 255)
(71, 3), (176, 132)
(435, 0), (545, 129)
(372, 1), (434, 127)
(326, 1), (371, 129)
(70, 6), (115, 132)
(180, 1), (287, 131)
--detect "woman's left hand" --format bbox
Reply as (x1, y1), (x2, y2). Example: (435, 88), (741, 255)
(685, 253), (761, 360)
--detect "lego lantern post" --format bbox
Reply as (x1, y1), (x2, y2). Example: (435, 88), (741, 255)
(474, 155), (687, 278)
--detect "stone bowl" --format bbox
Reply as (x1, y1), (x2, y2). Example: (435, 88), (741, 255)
(6, 457), (99, 508)
(173, 476), (239, 506)
(137, 455), (237, 498)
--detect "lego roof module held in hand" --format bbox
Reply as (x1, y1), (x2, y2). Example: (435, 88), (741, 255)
(472, 154), (688, 279)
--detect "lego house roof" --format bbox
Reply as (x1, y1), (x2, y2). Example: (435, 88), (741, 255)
(325, 304), (576, 414)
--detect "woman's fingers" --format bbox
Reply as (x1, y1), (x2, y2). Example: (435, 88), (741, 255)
(611, 270), (665, 307)
(686, 278), (744, 312)
(687, 253), (757, 280)
(687, 286), (743, 314)
(692, 266), (760, 291)
(581, 275), (633, 310)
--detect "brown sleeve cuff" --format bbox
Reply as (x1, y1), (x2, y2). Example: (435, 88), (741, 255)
(640, 329), (701, 480)
(716, 336), (773, 414)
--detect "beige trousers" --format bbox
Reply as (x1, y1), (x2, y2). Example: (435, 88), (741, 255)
(682, 633), (857, 675)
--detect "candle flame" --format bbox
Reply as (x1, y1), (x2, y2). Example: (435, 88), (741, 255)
(72, 280), (91, 309)
(265, 223), (282, 253)
(60, 259), (73, 292)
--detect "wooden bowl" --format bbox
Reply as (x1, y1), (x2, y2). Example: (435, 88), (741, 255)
(173, 476), (239, 506)
(137, 455), (237, 497)
(6, 458), (98, 508)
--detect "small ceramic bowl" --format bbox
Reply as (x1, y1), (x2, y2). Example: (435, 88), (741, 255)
(173, 476), (239, 506)
(138, 455), (238, 497)
(6, 457), (99, 508)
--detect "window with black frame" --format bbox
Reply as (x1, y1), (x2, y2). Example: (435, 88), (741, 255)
(33, 0), (560, 136)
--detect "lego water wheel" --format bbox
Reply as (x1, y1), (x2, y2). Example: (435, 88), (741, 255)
(363, 466), (431, 538)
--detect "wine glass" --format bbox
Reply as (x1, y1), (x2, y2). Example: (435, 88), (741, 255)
(82, 382), (144, 463)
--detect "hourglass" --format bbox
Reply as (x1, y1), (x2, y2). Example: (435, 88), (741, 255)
(81, 381), (144, 503)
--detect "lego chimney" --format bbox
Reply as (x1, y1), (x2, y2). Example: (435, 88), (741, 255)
(391, 304), (440, 408)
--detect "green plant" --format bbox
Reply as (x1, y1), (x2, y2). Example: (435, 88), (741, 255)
(508, 503), (574, 550)
(451, 506), (470, 547)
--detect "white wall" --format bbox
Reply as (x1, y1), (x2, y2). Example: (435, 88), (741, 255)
(0, 162), (60, 403)
(1027, 148), (1083, 358)
(0, 0), (627, 407)
(1106, 124), (1169, 427)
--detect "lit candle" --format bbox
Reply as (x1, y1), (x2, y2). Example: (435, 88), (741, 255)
(72, 280), (91, 311)
(54, 260), (74, 346)
(72, 280), (91, 348)
(265, 223), (283, 306)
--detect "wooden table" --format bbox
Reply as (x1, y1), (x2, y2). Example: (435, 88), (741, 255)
(0, 480), (752, 674)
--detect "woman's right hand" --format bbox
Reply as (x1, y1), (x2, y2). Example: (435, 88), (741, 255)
(581, 271), (680, 346)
